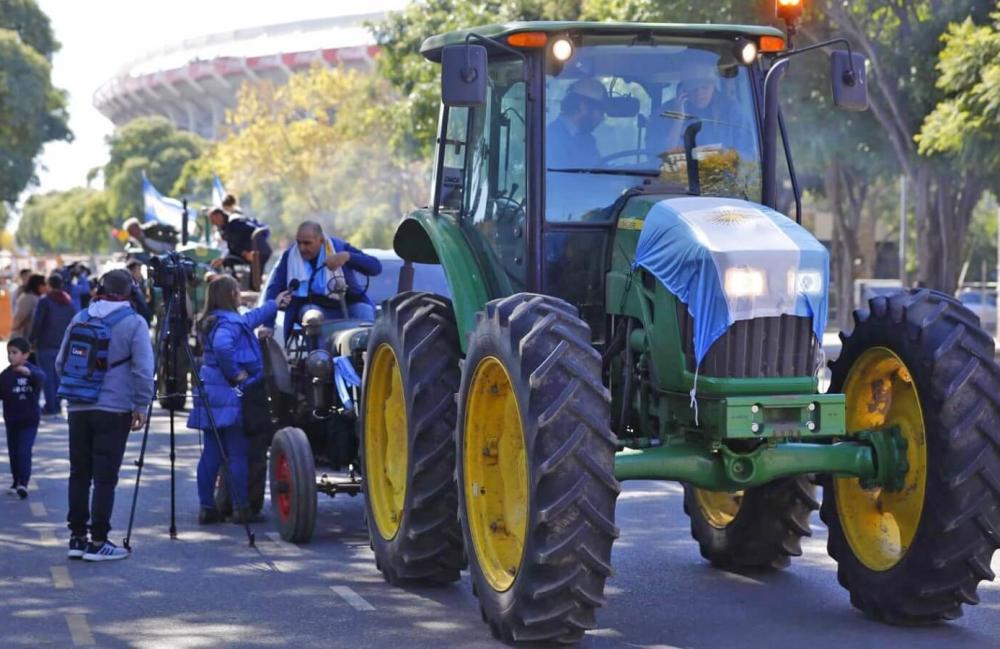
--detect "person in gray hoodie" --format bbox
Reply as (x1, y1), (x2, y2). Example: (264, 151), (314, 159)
(56, 269), (154, 562)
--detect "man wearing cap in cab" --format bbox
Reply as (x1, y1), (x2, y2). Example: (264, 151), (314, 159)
(546, 77), (609, 169)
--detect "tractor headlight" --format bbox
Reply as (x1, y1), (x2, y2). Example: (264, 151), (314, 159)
(724, 268), (766, 298)
(788, 270), (824, 296)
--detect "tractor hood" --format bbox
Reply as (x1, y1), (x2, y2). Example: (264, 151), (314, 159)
(629, 196), (829, 367)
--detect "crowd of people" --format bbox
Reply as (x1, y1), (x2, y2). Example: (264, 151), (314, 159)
(3, 197), (382, 563)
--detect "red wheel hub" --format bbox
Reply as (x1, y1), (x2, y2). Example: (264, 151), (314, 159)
(275, 453), (292, 521)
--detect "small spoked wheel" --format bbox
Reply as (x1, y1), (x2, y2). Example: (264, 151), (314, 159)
(269, 427), (317, 543)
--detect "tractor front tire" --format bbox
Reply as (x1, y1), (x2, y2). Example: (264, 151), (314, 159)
(822, 289), (1000, 623)
(682, 476), (817, 570)
(457, 294), (619, 644)
(361, 292), (464, 584)
(269, 426), (317, 543)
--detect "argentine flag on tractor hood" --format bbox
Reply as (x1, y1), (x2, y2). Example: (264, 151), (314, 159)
(142, 173), (185, 231)
(632, 197), (829, 367)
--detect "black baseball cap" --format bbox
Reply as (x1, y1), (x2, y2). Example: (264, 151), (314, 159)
(100, 269), (133, 297)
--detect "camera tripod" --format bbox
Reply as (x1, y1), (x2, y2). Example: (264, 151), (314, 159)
(123, 282), (257, 550)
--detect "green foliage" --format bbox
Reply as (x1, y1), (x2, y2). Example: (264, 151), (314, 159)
(0, 0), (69, 208)
(207, 66), (426, 248)
(16, 188), (115, 253)
(918, 12), (1000, 192)
(103, 116), (206, 220)
(0, 0), (58, 56)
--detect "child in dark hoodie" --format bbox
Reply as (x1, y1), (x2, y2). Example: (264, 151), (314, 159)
(30, 274), (77, 416)
(1, 338), (45, 499)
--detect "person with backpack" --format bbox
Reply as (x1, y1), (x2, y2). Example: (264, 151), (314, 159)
(1, 338), (45, 499)
(188, 275), (290, 525)
(56, 270), (154, 562)
(29, 274), (77, 417)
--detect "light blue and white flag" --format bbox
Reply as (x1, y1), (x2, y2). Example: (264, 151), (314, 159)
(632, 197), (829, 366)
(212, 174), (227, 208)
(142, 173), (185, 231)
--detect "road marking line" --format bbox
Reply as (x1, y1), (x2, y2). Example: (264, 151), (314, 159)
(265, 532), (305, 556)
(38, 528), (59, 547)
(65, 614), (95, 646)
(30, 501), (48, 517)
(331, 585), (375, 611)
(51, 565), (73, 589)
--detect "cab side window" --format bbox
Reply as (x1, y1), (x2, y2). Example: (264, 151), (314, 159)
(436, 106), (470, 214)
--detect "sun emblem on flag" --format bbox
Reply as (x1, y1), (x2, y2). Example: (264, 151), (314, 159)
(710, 206), (757, 225)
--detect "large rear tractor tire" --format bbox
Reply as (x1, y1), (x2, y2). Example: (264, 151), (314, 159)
(269, 426), (317, 543)
(361, 292), (464, 584)
(457, 294), (619, 644)
(822, 289), (1000, 623)
(682, 476), (817, 570)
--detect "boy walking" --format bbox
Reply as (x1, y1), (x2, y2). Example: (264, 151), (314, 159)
(1, 338), (45, 499)
(57, 270), (153, 562)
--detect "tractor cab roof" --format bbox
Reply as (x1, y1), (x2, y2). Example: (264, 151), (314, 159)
(420, 21), (784, 60)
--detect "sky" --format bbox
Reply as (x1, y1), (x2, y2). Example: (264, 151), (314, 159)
(31, 0), (410, 199)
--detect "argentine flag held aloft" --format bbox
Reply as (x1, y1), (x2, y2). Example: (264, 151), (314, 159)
(632, 197), (829, 368)
(212, 175), (227, 208)
(142, 173), (186, 231)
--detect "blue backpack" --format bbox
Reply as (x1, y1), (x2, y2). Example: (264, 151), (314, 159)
(57, 307), (135, 404)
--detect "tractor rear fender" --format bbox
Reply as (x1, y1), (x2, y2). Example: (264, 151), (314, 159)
(393, 211), (491, 352)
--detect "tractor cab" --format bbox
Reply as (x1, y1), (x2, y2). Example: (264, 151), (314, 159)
(412, 22), (814, 341)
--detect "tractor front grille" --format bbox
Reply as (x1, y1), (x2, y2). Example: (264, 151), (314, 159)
(677, 305), (816, 378)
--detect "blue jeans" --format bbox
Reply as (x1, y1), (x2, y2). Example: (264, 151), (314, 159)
(5, 423), (37, 487)
(36, 348), (60, 414)
(196, 425), (248, 509)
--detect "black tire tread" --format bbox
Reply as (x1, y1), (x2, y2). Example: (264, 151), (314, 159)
(362, 292), (464, 584)
(459, 294), (619, 645)
(269, 426), (317, 543)
(682, 476), (817, 570)
(821, 289), (1000, 624)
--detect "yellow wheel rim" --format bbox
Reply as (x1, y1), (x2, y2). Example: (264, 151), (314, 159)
(464, 356), (528, 593)
(694, 489), (744, 529)
(835, 347), (927, 571)
(364, 344), (408, 540)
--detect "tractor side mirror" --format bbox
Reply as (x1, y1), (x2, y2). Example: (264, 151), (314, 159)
(441, 44), (487, 107)
(831, 51), (869, 112)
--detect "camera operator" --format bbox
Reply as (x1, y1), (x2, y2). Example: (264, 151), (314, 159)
(207, 197), (272, 276)
(122, 217), (177, 255)
(188, 275), (291, 524)
(259, 221), (381, 337)
(57, 270), (153, 562)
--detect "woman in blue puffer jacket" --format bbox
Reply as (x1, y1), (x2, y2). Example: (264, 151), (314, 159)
(188, 275), (290, 524)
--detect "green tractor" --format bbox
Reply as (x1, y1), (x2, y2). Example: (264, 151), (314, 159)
(359, 15), (1000, 645)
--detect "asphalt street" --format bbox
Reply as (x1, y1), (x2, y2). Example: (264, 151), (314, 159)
(2, 411), (999, 649)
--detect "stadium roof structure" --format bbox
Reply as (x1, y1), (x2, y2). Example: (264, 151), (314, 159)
(94, 13), (383, 140)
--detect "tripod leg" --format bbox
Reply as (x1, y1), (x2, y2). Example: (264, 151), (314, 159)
(123, 294), (174, 551)
(182, 341), (256, 547)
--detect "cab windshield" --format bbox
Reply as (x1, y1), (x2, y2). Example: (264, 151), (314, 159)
(545, 37), (762, 222)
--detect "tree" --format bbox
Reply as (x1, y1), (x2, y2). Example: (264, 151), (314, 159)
(207, 66), (427, 248)
(0, 0), (70, 212)
(16, 188), (115, 253)
(103, 116), (205, 221)
(823, 0), (995, 292)
(918, 11), (1000, 194)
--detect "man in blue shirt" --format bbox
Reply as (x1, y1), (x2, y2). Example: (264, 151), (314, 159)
(261, 221), (381, 335)
(546, 77), (609, 169)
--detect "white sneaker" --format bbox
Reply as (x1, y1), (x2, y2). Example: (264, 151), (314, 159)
(82, 540), (129, 562)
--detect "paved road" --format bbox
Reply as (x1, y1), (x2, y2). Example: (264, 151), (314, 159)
(3, 412), (999, 649)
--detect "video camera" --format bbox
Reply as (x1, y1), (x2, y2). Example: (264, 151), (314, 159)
(148, 251), (196, 294)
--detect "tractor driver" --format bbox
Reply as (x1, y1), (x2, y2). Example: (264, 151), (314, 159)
(259, 221), (382, 337)
(546, 77), (609, 169)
